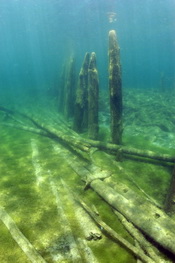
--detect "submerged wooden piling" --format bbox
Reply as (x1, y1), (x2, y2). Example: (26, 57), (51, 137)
(64, 56), (76, 120)
(164, 166), (175, 215)
(88, 52), (99, 140)
(73, 52), (90, 132)
(58, 64), (66, 113)
(108, 30), (122, 145)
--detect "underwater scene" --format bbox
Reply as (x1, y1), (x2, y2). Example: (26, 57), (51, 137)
(0, 0), (175, 262)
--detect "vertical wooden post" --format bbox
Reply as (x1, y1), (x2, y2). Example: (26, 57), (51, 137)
(58, 64), (66, 113)
(88, 52), (99, 140)
(164, 166), (175, 215)
(109, 30), (123, 145)
(64, 56), (76, 120)
(73, 52), (90, 132)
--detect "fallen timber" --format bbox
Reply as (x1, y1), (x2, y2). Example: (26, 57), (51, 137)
(49, 180), (82, 262)
(81, 138), (175, 164)
(0, 207), (46, 263)
(114, 210), (171, 263)
(67, 159), (175, 257)
(90, 179), (175, 256)
(76, 197), (155, 263)
(1, 108), (175, 260)
(0, 106), (174, 164)
(61, 179), (155, 263)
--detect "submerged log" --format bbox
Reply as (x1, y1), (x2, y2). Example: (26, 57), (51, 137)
(61, 179), (102, 242)
(49, 179), (82, 262)
(88, 52), (99, 140)
(73, 52), (90, 133)
(81, 138), (175, 164)
(0, 106), (175, 164)
(64, 156), (175, 257)
(0, 207), (46, 263)
(77, 197), (154, 263)
(1, 106), (175, 258)
(108, 30), (123, 145)
(90, 179), (175, 256)
(114, 210), (169, 263)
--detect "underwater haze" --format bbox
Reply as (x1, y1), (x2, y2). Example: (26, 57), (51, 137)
(0, 1), (175, 263)
(0, 0), (174, 99)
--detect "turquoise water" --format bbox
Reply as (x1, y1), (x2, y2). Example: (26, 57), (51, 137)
(0, 0), (174, 97)
(0, 1), (175, 262)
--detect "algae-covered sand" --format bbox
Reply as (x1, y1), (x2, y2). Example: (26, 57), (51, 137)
(0, 88), (174, 262)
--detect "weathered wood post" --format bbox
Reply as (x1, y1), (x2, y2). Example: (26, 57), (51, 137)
(108, 30), (123, 145)
(64, 56), (76, 120)
(73, 52), (90, 132)
(58, 64), (66, 113)
(164, 166), (175, 215)
(88, 52), (99, 140)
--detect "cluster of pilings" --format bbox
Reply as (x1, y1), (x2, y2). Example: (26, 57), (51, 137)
(58, 30), (122, 144)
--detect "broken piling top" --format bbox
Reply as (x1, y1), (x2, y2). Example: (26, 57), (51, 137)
(80, 52), (90, 77)
(88, 52), (97, 71)
(88, 52), (99, 140)
(109, 30), (120, 56)
(108, 30), (123, 145)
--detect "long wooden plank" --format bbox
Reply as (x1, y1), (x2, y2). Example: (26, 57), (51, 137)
(0, 207), (46, 263)
(90, 179), (175, 256)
